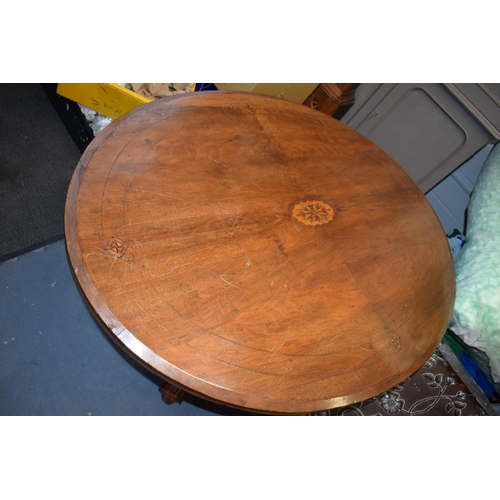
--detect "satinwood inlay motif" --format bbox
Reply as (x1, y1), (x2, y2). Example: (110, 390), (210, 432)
(291, 200), (335, 226)
(106, 237), (127, 258)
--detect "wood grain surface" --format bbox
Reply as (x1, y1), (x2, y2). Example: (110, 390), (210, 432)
(65, 91), (455, 414)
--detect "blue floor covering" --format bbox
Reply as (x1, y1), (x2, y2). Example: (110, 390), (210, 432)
(0, 240), (250, 416)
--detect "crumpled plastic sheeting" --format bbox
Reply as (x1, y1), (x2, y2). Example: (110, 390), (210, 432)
(90, 114), (113, 135)
(78, 105), (113, 135)
(450, 141), (500, 384)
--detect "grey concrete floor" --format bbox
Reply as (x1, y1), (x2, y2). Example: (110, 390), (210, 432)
(0, 239), (250, 415)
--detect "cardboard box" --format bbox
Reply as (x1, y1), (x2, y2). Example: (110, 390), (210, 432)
(214, 83), (318, 104)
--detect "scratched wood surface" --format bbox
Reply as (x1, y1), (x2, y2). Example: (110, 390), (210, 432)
(65, 91), (455, 414)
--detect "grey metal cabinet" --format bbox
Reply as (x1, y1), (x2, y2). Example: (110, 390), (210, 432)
(341, 84), (500, 193)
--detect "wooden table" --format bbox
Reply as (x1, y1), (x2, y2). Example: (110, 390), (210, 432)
(65, 91), (455, 414)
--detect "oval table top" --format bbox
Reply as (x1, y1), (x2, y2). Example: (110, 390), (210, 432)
(65, 91), (455, 414)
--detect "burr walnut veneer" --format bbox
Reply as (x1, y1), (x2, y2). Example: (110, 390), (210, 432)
(65, 91), (455, 414)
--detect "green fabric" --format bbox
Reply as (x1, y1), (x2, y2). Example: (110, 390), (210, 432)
(451, 142), (500, 384)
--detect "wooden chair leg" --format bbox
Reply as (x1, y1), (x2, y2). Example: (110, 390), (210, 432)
(159, 382), (186, 405)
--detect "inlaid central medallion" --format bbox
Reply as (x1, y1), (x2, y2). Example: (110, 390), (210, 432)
(290, 200), (335, 226)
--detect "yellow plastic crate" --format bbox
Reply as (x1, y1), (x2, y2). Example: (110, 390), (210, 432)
(57, 83), (151, 119)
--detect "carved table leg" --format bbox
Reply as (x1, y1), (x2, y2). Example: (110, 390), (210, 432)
(159, 382), (186, 405)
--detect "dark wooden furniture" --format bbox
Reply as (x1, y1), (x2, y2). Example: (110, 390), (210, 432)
(303, 83), (356, 119)
(65, 91), (455, 414)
